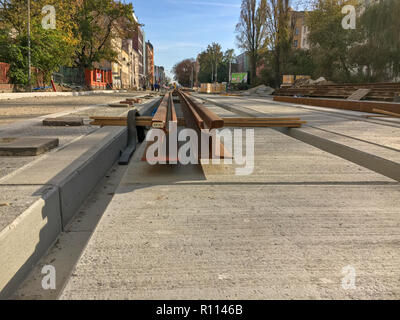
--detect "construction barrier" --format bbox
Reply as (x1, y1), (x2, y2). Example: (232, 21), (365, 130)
(199, 83), (227, 94)
(85, 69), (112, 90)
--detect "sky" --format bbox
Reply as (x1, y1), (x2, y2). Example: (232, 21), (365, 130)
(129, 0), (242, 80)
(130, 0), (303, 80)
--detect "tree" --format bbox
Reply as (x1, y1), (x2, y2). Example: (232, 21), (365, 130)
(72, 0), (138, 70)
(306, 0), (360, 82)
(196, 44), (235, 84)
(263, 0), (293, 87)
(0, 0), (77, 86)
(173, 59), (195, 87)
(356, 0), (400, 81)
(224, 49), (236, 83)
(236, 0), (268, 85)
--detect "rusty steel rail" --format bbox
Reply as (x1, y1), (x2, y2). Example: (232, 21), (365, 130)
(177, 89), (224, 130)
(273, 96), (400, 114)
(151, 91), (178, 131)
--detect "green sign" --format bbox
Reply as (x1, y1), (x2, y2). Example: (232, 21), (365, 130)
(231, 73), (248, 84)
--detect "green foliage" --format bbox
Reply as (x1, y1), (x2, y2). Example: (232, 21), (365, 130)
(196, 43), (235, 84)
(0, 30), (28, 85)
(0, 24), (75, 86)
(0, 0), (137, 86)
(72, 0), (137, 69)
(306, 0), (361, 82)
(260, 49), (315, 88)
(356, 0), (400, 81)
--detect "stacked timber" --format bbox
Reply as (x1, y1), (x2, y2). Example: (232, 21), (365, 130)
(274, 82), (400, 102)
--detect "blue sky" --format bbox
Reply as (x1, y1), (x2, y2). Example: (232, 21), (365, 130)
(130, 0), (302, 80)
(130, 0), (242, 79)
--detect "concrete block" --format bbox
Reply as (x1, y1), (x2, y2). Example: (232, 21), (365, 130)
(0, 186), (61, 298)
(42, 118), (84, 127)
(58, 128), (127, 225)
(0, 126), (127, 298)
(0, 137), (59, 156)
(108, 103), (130, 108)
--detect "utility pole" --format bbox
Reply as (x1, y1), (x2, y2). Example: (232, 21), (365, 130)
(229, 58), (232, 84)
(215, 61), (218, 83)
(191, 65), (194, 89)
(27, 0), (32, 92)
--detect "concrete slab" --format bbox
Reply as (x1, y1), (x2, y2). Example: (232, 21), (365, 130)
(194, 95), (400, 182)
(0, 124), (127, 298)
(108, 103), (130, 108)
(42, 118), (84, 127)
(0, 137), (59, 156)
(0, 186), (61, 298)
(60, 128), (400, 300)
(0, 90), (128, 101)
(12, 164), (128, 300)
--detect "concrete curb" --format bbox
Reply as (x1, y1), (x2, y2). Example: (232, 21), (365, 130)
(0, 90), (128, 101)
(0, 127), (127, 299)
(58, 128), (127, 225)
(0, 187), (62, 299)
(277, 127), (400, 183)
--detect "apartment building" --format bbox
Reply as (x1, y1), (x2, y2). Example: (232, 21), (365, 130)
(132, 12), (146, 87)
(154, 66), (166, 85)
(146, 41), (154, 86)
(290, 10), (310, 50)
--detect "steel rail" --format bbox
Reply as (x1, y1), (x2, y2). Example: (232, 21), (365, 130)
(177, 89), (224, 130)
(152, 92), (170, 129)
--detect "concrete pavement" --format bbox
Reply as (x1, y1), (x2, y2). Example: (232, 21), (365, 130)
(0, 93), (160, 298)
(58, 100), (400, 299)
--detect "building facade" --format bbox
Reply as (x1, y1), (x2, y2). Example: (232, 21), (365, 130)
(132, 12), (146, 87)
(145, 41), (154, 87)
(289, 10), (310, 50)
(154, 66), (166, 85)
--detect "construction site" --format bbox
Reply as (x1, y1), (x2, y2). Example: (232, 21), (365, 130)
(0, 0), (399, 306)
(0, 81), (399, 301)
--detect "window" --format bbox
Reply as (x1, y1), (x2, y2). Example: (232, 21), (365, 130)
(295, 28), (299, 35)
(294, 40), (298, 47)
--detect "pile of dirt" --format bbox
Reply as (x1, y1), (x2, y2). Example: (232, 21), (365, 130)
(242, 85), (275, 96)
(293, 77), (335, 87)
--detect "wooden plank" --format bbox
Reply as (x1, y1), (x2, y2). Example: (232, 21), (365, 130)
(90, 116), (305, 128)
(347, 89), (371, 100)
(372, 108), (400, 118)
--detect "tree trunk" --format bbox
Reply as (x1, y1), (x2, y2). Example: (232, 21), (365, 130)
(275, 47), (281, 88)
(250, 53), (257, 85)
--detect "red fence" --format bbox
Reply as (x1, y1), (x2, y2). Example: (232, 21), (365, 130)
(85, 69), (112, 90)
(0, 63), (10, 84)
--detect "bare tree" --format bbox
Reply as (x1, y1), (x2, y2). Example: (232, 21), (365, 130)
(265, 0), (292, 86)
(236, 0), (268, 84)
(173, 58), (195, 87)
